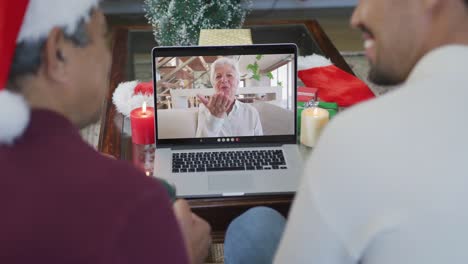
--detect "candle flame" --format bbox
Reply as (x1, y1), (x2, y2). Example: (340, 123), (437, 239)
(313, 107), (319, 116)
(145, 171), (151, 177)
(142, 101), (147, 113)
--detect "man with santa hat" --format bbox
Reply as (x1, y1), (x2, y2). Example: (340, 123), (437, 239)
(0, 1), (210, 263)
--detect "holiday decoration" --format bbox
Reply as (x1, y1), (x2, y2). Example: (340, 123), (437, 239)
(300, 106), (329, 148)
(297, 86), (318, 103)
(130, 102), (155, 145)
(113, 81), (155, 117)
(297, 100), (338, 135)
(143, 0), (252, 46)
(298, 54), (375, 107)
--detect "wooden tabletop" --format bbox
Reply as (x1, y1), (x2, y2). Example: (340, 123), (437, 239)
(99, 20), (353, 242)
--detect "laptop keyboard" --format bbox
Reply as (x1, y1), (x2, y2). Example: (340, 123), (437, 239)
(172, 149), (287, 173)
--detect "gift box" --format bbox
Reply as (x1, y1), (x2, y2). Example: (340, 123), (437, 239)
(297, 86), (318, 103)
(297, 101), (338, 135)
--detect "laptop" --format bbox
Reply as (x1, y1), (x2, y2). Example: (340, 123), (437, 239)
(152, 44), (303, 198)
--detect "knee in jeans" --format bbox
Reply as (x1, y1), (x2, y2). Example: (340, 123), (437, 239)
(225, 207), (286, 264)
(231, 206), (286, 228)
(243, 206), (284, 221)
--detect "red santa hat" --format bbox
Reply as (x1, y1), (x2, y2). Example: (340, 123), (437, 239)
(0, 0), (100, 145)
(113, 81), (155, 117)
(298, 54), (375, 107)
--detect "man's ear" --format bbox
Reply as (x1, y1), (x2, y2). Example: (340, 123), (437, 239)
(42, 27), (69, 83)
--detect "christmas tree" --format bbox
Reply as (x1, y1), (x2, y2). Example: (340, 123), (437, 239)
(144, 0), (252, 46)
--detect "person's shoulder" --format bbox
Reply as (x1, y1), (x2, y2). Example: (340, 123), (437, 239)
(321, 88), (406, 146)
(238, 101), (259, 114)
(308, 89), (411, 193)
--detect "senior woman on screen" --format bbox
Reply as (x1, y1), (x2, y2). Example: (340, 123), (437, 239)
(196, 57), (263, 137)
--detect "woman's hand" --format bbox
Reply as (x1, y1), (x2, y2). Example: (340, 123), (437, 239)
(197, 93), (232, 118)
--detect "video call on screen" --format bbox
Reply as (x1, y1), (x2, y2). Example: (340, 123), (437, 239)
(155, 54), (296, 139)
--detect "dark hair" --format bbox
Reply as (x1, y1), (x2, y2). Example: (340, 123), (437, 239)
(8, 12), (92, 87)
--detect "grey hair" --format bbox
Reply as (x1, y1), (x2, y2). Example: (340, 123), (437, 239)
(8, 10), (93, 88)
(209, 57), (240, 87)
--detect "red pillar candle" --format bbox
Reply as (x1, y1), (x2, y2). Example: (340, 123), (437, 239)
(130, 102), (155, 144)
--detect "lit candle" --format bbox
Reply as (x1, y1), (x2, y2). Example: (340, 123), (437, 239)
(300, 107), (329, 147)
(130, 102), (155, 145)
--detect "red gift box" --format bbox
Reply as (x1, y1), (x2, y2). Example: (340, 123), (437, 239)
(297, 86), (318, 103)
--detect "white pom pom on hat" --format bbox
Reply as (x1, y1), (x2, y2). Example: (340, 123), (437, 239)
(0, 0), (100, 145)
(0, 90), (30, 145)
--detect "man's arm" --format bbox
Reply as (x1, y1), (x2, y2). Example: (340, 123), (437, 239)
(173, 199), (212, 264)
(274, 178), (355, 264)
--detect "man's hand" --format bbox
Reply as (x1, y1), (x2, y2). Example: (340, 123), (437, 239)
(101, 153), (116, 159)
(173, 199), (212, 264)
(197, 93), (232, 118)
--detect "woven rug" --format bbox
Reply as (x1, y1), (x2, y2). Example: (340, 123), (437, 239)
(205, 243), (224, 264)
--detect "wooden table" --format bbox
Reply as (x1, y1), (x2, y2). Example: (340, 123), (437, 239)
(98, 20), (353, 242)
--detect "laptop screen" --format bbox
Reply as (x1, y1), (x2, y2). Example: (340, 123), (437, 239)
(152, 44), (297, 147)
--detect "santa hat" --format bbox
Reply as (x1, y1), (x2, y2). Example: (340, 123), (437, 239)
(113, 81), (155, 117)
(0, 0), (100, 145)
(298, 54), (375, 107)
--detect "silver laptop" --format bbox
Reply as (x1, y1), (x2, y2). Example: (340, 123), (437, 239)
(152, 44), (303, 198)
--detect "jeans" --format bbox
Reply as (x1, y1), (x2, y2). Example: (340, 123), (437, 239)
(224, 207), (286, 264)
